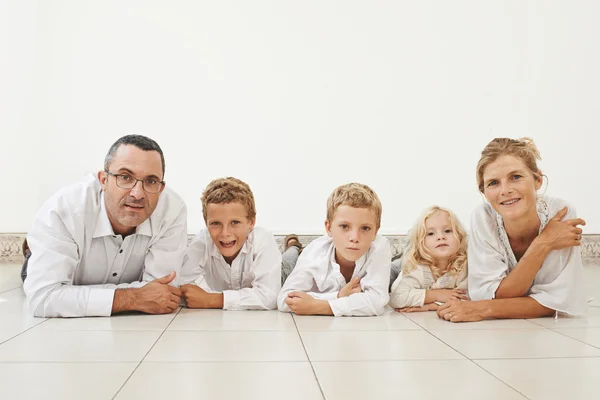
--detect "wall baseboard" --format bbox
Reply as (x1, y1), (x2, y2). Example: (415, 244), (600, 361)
(2, 233), (599, 265)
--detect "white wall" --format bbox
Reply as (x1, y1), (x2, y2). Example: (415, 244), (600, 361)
(2, 1), (599, 234)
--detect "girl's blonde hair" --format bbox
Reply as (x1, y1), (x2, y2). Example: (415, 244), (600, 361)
(402, 206), (468, 279)
(476, 137), (542, 193)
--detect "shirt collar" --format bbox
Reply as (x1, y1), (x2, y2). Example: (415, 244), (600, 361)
(93, 191), (152, 238)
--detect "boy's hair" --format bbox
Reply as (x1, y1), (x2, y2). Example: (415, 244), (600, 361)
(476, 137), (542, 193)
(326, 183), (382, 229)
(201, 177), (256, 222)
(402, 206), (468, 279)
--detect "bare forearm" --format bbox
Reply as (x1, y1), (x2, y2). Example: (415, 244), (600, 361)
(481, 297), (554, 319)
(314, 300), (334, 316)
(206, 293), (224, 309)
(112, 288), (138, 314)
(495, 240), (550, 298)
(424, 290), (441, 304)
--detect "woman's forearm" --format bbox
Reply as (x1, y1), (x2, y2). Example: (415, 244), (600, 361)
(495, 240), (550, 298)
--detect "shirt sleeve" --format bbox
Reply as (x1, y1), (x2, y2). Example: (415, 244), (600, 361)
(327, 238), (392, 317)
(23, 203), (116, 318)
(278, 256), (321, 312)
(467, 205), (509, 301)
(143, 200), (188, 285)
(388, 267), (427, 308)
(529, 202), (587, 315)
(223, 231), (282, 310)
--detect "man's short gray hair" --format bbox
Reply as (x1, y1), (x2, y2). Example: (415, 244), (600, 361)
(104, 134), (165, 177)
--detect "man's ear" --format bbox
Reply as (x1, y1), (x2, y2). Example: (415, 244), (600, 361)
(97, 170), (108, 191)
(324, 219), (332, 236)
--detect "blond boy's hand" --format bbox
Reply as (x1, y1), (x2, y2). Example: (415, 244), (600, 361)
(285, 291), (333, 315)
(338, 277), (362, 298)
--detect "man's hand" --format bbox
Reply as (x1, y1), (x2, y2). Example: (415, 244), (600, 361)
(112, 272), (181, 315)
(338, 277), (362, 298)
(285, 291), (332, 315)
(181, 284), (224, 309)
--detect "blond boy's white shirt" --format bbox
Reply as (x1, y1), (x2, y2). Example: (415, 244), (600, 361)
(468, 195), (586, 315)
(388, 265), (467, 309)
(23, 174), (188, 318)
(180, 226), (282, 310)
(277, 234), (391, 316)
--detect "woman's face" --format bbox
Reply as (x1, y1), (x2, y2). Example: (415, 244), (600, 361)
(482, 155), (542, 223)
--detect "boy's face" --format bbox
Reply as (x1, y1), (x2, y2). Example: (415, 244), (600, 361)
(325, 205), (378, 266)
(205, 201), (255, 263)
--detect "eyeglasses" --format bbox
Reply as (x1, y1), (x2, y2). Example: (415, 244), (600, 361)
(105, 171), (164, 194)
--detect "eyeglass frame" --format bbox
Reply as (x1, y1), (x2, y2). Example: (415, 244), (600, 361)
(104, 171), (165, 194)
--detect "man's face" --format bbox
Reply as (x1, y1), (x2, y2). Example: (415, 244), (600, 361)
(98, 144), (165, 235)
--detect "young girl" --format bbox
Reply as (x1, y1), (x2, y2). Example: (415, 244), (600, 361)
(389, 206), (468, 312)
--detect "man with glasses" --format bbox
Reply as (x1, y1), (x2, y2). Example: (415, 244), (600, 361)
(23, 135), (188, 317)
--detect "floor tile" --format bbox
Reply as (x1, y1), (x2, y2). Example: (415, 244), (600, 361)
(0, 362), (137, 400)
(38, 311), (177, 331)
(117, 362), (323, 400)
(293, 308), (421, 331)
(0, 329), (162, 362)
(477, 357), (600, 400)
(300, 330), (463, 361)
(553, 327), (600, 348)
(0, 265), (22, 293)
(528, 306), (600, 329)
(313, 360), (526, 400)
(169, 309), (296, 330)
(403, 310), (541, 330)
(429, 328), (600, 359)
(146, 330), (307, 362)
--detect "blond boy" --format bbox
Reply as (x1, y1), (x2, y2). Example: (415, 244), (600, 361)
(180, 177), (282, 310)
(277, 183), (391, 316)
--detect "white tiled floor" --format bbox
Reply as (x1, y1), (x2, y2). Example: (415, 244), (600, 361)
(1, 263), (600, 400)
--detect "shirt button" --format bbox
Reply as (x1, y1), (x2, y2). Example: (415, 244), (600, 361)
(119, 249), (123, 254)
(112, 273), (117, 277)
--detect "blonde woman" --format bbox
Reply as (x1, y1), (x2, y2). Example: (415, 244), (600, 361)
(389, 206), (468, 312)
(438, 138), (586, 323)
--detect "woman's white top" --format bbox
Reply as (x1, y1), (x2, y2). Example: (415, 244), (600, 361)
(468, 195), (586, 315)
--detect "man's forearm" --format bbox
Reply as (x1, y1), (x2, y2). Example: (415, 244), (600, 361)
(111, 288), (138, 314)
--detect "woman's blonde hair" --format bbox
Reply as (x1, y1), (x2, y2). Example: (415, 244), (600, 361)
(476, 137), (542, 193)
(402, 206), (468, 279)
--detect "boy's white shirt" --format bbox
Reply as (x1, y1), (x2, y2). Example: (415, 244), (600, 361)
(180, 226), (282, 310)
(388, 264), (467, 309)
(277, 234), (391, 316)
(468, 195), (586, 315)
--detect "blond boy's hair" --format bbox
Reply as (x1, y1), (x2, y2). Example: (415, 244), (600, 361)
(476, 137), (542, 193)
(201, 177), (256, 222)
(326, 183), (382, 229)
(402, 206), (468, 279)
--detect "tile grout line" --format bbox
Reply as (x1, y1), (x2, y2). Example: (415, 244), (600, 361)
(291, 314), (327, 400)
(402, 313), (532, 400)
(111, 307), (182, 400)
(0, 318), (50, 346)
(547, 327), (600, 351)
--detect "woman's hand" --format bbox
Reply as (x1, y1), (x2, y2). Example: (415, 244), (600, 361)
(537, 207), (586, 251)
(436, 300), (489, 323)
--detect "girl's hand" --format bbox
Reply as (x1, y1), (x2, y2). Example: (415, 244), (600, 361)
(537, 207), (586, 251)
(396, 303), (439, 313)
(430, 289), (468, 303)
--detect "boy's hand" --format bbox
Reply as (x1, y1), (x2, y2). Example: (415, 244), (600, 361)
(430, 289), (468, 303)
(338, 277), (362, 298)
(181, 284), (223, 309)
(286, 292), (332, 315)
